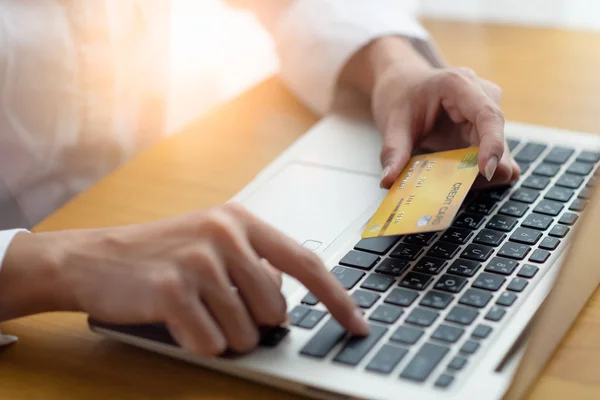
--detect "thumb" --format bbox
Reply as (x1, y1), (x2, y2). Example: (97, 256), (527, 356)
(379, 114), (415, 189)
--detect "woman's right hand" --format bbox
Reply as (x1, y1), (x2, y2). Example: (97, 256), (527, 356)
(0, 204), (369, 355)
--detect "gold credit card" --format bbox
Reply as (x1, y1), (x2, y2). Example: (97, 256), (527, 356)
(362, 147), (480, 238)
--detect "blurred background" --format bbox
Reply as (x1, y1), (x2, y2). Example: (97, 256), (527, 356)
(167, 0), (600, 133)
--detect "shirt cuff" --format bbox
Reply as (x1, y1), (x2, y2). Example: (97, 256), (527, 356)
(274, 0), (445, 115)
(0, 228), (28, 347)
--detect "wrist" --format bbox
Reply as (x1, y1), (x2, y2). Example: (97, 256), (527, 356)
(341, 36), (434, 97)
(0, 232), (78, 321)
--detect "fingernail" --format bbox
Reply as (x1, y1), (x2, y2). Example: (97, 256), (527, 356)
(485, 157), (498, 181)
(380, 166), (391, 188)
(0, 334), (18, 346)
(353, 309), (370, 336)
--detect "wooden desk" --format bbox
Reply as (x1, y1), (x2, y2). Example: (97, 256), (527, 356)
(1, 20), (600, 400)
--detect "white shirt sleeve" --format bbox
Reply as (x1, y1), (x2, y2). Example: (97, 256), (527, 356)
(273, 0), (446, 115)
(0, 228), (27, 346)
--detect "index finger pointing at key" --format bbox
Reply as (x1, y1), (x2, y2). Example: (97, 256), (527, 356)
(234, 208), (370, 336)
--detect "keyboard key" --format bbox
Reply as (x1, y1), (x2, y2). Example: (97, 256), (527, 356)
(332, 266), (365, 290)
(385, 288), (419, 307)
(299, 310), (328, 329)
(399, 272), (433, 291)
(404, 232), (437, 246)
(485, 306), (507, 322)
(507, 277), (529, 292)
(544, 146), (574, 164)
(461, 244), (494, 261)
(517, 162), (531, 174)
(498, 243), (531, 260)
(533, 199), (564, 216)
(522, 213), (553, 230)
(529, 249), (551, 263)
(556, 174), (585, 189)
(300, 318), (346, 358)
(427, 241), (461, 260)
(484, 257), (519, 275)
(474, 229), (506, 247)
(549, 224), (570, 238)
(257, 328), (289, 348)
(419, 291), (454, 310)
(567, 161), (594, 176)
(289, 305), (311, 326)
(258, 328), (290, 349)
(355, 236), (401, 255)
(413, 257), (447, 275)
(448, 259), (481, 277)
(559, 212), (579, 225)
(333, 324), (387, 366)
(577, 151), (600, 163)
(507, 139), (520, 151)
(375, 259), (410, 277)
(487, 215), (518, 232)
(539, 236), (560, 250)
(569, 198), (587, 212)
(517, 264), (539, 278)
(441, 227), (473, 245)
(467, 197), (497, 215)
(522, 175), (550, 190)
(369, 304), (404, 324)
(472, 272), (506, 291)
(545, 187), (574, 203)
(499, 201), (529, 218)
(445, 306), (479, 325)
(459, 288), (493, 308)
(448, 356), (468, 371)
(579, 186), (593, 199)
(406, 308), (439, 327)
(352, 290), (380, 309)
(339, 251), (379, 270)
(480, 186), (511, 201)
(515, 142), (547, 163)
(391, 325), (424, 345)
(366, 344), (408, 374)
(510, 227), (543, 245)
(400, 343), (449, 382)
(472, 324), (493, 339)
(435, 374), (455, 389)
(431, 324), (465, 344)
(460, 340), (481, 355)
(533, 163), (560, 177)
(434, 274), (468, 293)
(510, 188), (539, 204)
(302, 292), (319, 305)
(453, 213), (485, 230)
(360, 274), (394, 292)
(496, 292), (518, 306)
(390, 243), (424, 261)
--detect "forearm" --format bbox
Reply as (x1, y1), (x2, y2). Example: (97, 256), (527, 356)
(0, 233), (77, 321)
(340, 36), (434, 99)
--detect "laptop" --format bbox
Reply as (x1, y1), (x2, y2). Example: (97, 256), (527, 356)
(89, 115), (600, 400)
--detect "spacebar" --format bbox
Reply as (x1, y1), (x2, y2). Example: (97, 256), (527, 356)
(400, 342), (449, 382)
(333, 324), (387, 365)
(300, 318), (347, 358)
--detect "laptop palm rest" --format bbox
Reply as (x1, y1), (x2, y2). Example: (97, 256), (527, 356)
(239, 161), (381, 253)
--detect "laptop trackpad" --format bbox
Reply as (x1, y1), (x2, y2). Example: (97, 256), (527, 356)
(241, 162), (382, 252)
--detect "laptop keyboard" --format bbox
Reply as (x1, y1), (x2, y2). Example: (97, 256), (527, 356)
(291, 140), (599, 389)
